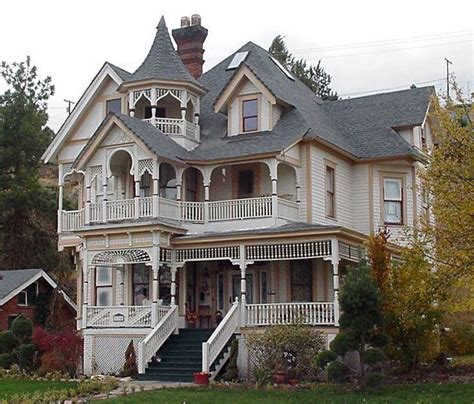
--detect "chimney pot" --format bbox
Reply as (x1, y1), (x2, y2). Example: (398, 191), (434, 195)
(181, 16), (190, 27)
(191, 14), (201, 26)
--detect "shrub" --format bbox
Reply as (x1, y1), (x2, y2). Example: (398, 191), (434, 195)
(17, 343), (37, 371)
(0, 352), (14, 369)
(0, 331), (18, 354)
(364, 348), (386, 365)
(246, 322), (325, 384)
(441, 317), (474, 355)
(326, 361), (350, 383)
(11, 315), (33, 343)
(121, 340), (138, 377)
(366, 372), (384, 387)
(32, 326), (83, 377)
(329, 332), (357, 356)
(316, 350), (337, 369)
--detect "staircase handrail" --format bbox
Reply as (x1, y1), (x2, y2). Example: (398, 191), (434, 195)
(137, 305), (177, 374)
(202, 299), (240, 372)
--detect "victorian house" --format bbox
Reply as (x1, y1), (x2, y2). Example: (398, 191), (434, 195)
(42, 15), (435, 380)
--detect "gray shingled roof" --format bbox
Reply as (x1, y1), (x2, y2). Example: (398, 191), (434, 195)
(80, 37), (433, 163)
(174, 221), (340, 240)
(126, 17), (201, 86)
(73, 112), (193, 167)
(108, 62), (132, 81)
(0, 269), (43, 301)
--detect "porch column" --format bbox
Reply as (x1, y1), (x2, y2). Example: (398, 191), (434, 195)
(118, 265), (125, 306)
(239, 262), (247, 326)
(134, 179), (140, 219)
(176, 182), (182, 201)
(102, 178), (108, 223)
(269, 160), (279, 225)
(203, 167), (212, 224)
(82, 257), (90, 329)
(58, 183), (64, 233)
(170, 266), (178, 306)
(331, 239), (340, 326)
(151, 267), (159, 326)
(84, 168), (91, 224)
(152, 160), (159, 218)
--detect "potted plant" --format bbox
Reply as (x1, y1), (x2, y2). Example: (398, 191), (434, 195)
(273, 369), (286, 384)
(287, 367), (299, 386)
(186, 310), (198, 328)
(194, 371), (211, 385)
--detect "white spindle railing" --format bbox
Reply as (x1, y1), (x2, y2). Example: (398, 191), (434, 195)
(277, 198), (299, 221)
(89, 203), (103, 222)
(202, 300), (240, 372)
(208, 196), (273, 221)
(139, 196), (153, 217)
(61, 209), (84, 231)
(85, 305), (154, 328)
(107, 198), (135, 221)
(138, 305), (178, 374)
(60, 195), (301, 231)
(180, 201), (205, 222)
(245, 302), (335, 326)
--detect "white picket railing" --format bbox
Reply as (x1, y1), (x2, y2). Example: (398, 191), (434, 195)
(202, 300), (240, 372)
(138, 305), (178, 374)
(60, 195), (300, 231)
(245, 302), (335, 326)
(208, 196), (273, 221)
(85, 305), (154, 328)
(61, 209), (84, 231)
(139, 196), (153, 217)
(107, 198), (135, 221)
(277, 198), (299, 221)
(89, 203), (103, 222)
(180, 201), (205, 222)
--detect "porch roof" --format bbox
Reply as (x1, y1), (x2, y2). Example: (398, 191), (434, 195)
(172, 221), (342, 241)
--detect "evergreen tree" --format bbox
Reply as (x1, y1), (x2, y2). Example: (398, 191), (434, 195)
(269, 35), (338, 100)
(0, 57), (58, 270)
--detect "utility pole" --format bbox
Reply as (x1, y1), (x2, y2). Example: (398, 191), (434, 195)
(64, 99), (75, 115)
(444, 58), (452, 100)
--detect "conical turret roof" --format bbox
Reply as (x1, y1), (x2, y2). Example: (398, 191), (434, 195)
(126, 16), (200, 85)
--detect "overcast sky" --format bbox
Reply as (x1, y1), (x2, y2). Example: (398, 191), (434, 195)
(1, 0), (472, 131)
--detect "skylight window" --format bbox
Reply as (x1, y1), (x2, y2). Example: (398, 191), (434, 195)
(270, 57), (295, 81)
(227, 51), (249, 70)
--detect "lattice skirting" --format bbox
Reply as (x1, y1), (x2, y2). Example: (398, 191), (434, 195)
(84, 334), (146, 375)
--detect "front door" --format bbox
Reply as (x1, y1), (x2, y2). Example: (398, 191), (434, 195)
(232, 274), (253, 304)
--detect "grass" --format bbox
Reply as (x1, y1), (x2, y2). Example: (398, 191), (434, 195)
(106, 383), (474, 404)
(0, 379), (77, 400)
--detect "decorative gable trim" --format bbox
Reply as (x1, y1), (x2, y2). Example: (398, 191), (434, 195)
(213, 65), (277, 114)
(42, 62), (126, 164)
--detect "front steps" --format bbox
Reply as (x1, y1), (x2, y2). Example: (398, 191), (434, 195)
(138, 328), (214, 382)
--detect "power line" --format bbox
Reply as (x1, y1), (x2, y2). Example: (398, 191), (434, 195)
(307, 39), (472, 61)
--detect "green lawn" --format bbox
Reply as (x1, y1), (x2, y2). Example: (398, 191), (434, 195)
(107, 383), (474, 404)
(0, 379), (77, 400)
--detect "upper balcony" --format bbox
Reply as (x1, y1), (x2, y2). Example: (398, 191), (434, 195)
(58, 160), (301, 234)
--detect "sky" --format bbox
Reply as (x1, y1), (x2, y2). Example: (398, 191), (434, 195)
(0, 0), (472, 131)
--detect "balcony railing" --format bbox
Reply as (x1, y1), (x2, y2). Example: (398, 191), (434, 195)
(60, 195), (299, 232)
(143, 117), (197, 140)
(245, 302), (335, 326)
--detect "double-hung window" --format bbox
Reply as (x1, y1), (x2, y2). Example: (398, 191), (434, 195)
(242, 99), (258, 132)
(325, 166), (335, 218)
(95, 266), (113, 306)
(383, 178), (403, 225)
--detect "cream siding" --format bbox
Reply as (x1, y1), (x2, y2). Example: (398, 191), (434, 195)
(310, 144), (352, 228)
(352, 164), (370, 234)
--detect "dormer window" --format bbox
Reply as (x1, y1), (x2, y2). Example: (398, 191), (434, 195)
(242, 98), (258, 133)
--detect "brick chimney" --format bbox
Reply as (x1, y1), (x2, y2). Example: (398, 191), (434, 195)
(172, 14), (208, 78)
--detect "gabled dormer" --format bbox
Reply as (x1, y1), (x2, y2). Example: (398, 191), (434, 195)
(213, 49), (293, 137)
(117, 17), (208, 151)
